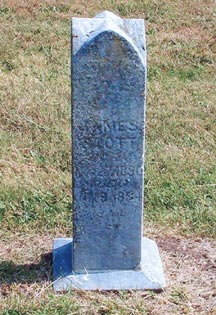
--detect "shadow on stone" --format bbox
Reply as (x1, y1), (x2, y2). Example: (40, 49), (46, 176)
(0, 252), (52, 285)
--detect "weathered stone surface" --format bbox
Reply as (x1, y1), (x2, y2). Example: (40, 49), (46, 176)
(53, 237), (166, 291)
(53, 11), (166, 291)
(72, 11), (146, 272)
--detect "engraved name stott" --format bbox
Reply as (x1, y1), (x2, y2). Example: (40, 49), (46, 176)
(53, 11), (165, 291)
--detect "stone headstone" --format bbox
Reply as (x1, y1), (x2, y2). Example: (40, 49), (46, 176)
(53, 11), (165, 291)
(72, 11), (145, 272)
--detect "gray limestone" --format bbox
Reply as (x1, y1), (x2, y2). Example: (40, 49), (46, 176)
(53, 237), (165, 291)
(53, 11), (165, 291)
(72, 10), (146, 272)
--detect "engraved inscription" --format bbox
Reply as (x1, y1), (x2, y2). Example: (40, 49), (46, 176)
(74, 119), (143, 210)
(75, 119), (143, 152)
(72, 19), (146, 272)
(74, 165), (143, 178)
(76, 119), (139, 134)
(80, 189), (142, 204)
(74, 162), (143, 209)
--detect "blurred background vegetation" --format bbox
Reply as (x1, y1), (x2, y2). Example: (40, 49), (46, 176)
(0, 0), (215, 236)
(0, 1), (215, 315)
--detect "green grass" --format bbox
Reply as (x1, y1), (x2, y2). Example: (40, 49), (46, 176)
(0, 0), (216, 314)
(0, 0), (215, 236)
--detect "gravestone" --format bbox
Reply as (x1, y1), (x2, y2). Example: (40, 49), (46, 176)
(53, 11), (165, 291)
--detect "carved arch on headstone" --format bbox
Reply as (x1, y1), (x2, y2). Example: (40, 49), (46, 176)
(73, 28), (145, 69)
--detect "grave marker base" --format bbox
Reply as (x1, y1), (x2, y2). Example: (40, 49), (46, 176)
(53, 238), (166, 291)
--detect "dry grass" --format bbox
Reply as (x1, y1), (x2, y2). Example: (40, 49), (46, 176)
(0, 0), (215, 235)
(0, 228), (215, 314)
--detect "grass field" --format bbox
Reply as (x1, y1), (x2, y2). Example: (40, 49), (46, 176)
(0, 0), (215, 314)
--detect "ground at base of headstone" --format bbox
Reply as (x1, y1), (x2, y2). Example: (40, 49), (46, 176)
(53, 237), (166, 291)
(1, 230), (215, 315)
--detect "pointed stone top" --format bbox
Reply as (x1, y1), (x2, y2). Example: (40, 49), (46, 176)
(94, 11), (121, 21)
(94, 11), (124, 33)
(72, 11), (146, 66)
